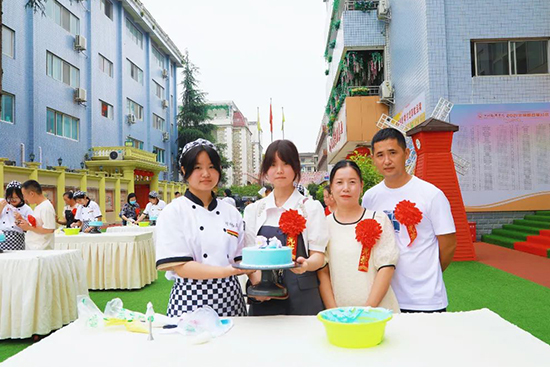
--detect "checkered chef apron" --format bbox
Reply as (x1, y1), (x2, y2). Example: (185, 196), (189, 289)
(81, 220), (91, 232)
(167, 276), (247, 318)
(0, 230), (25, 251)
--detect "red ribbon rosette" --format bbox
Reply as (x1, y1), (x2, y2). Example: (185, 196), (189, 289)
(394, 200), (423, 247)
(279, 209), (306, 261)
(355, 219), (382, 272)
(71, 208), (77, 216)
(27, 215), (37, 227)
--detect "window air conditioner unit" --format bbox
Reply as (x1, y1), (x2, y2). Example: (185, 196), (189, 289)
(162, 69), (168, 79)
(74, 88), (87, 103)
(162, 99), (169, 109)
(109, 150), (124, 160)
(378, 0), (390, 21)
(127, 114), (137, 124)
(162, 132), (170, 142)
(74, 35), (87, 51)
(379, 80), (394, 104)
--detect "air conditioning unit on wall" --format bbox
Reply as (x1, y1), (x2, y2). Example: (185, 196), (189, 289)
(74, 35), (87, 51)
(162, 69), (168, 78)
(127, 114), (137, 124)
(378, 0), (391, 21)
(109, 150), (124, 160)
(379, 80), (394, 104)
(162, 99), (169, 109)
(162, 132), (169, 142)
(74, 88), (87, 103)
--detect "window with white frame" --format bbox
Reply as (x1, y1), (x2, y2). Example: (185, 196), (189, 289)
(125, 18), (143, 49)
(153, 114), (165, 130)
(1, 92), (15, 123)
(100, 0), (113, 20)
(126, 98), (143, 120)
(153, 80), (164, 99)
(45, 0), (80, 35)
(99, 54), (113, 77)
(153, 146), (165, 164)
(152, 45), (164, 68)
(100, 100), (114, 119)
(47, 108), (79, 140)
(127, 59), (143, 84)
(2, 26), (15, 58)
(472, 39), (549, 76)
(46, 51), (80, 87)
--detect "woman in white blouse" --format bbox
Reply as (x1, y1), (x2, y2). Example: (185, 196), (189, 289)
(318, 160), (400, 312)
(244, 140), (329, 315)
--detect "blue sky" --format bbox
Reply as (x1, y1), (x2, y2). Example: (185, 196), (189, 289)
(141, 0), (328, 153)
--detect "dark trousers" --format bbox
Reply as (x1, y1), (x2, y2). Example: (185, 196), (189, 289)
(248, 269), (324, 316)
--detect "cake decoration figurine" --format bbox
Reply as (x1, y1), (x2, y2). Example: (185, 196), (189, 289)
(267, 237), (283, 248)
(255, 236), (268, 248)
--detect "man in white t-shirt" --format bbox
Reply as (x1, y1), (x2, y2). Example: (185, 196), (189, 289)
(362, 128), (457, 312)
(138, 191), (166, 223)
(18, 180), (56, 250)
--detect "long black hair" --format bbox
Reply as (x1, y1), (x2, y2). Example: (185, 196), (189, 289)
(329, 160), (363, 184)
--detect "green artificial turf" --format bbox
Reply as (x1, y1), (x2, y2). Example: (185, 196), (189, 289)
(444, 261), (550, 344)
(1, 262), (549, 362)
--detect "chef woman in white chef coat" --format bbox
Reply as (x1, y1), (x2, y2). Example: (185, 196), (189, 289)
(155, 139), (253, 317)
(73, 191), (102, 233)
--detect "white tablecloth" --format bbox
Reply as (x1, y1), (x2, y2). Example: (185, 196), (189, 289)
(105, 226), (156, 234)
(0, 250), (88, 340)
(2, 309), (549, 366)
(54, 232), (157, 290)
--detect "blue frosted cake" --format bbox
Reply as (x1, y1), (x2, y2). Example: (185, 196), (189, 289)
(241, 236), (293, 267)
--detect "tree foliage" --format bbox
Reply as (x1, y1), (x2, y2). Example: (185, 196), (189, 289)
(348, 152), (383, 195)
(176, 50), (231, 184)
(223, 184), (262, 199)
(177, 50), (215, 148)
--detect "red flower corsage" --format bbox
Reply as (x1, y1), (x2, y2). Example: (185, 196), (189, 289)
(355, 219), (382, 272)
(394, 200), (423, 246)
(279, 209), (306, 261)
(71, 208), (77, 216)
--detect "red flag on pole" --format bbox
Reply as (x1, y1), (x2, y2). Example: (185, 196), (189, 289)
(269, 99), (273, 133)
(269, 98), (273, 142)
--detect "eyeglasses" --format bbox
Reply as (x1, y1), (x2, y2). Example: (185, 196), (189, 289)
(6, 197), (20, 203)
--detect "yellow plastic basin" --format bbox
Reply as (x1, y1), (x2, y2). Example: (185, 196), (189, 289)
(138, 221), (150, 227)
(63, 228), (81, 236)
(317, 307), (392, 348)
